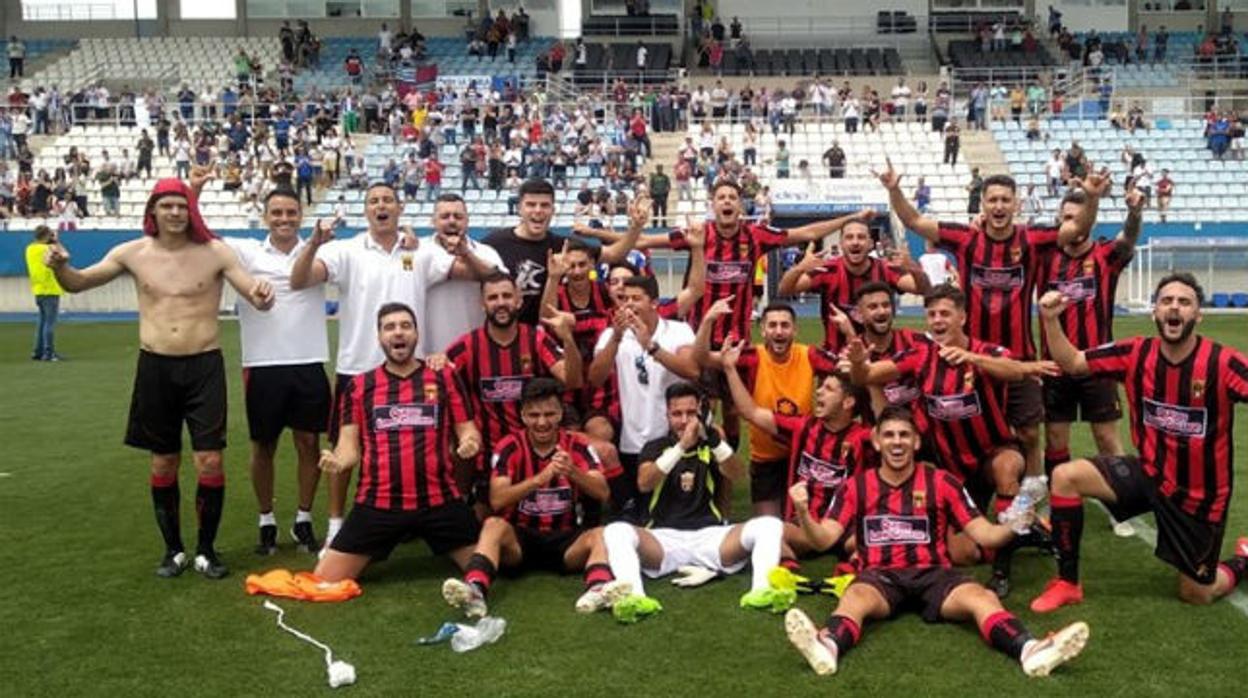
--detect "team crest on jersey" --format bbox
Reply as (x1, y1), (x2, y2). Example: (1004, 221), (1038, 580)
(520, 355), (533, 374)
(912, 489), (926, 509)
(1009, 246), (1022, 263)
(1082, 257), (1096, 275)
(423, 382), (439, 403)
(776, 398), (799, 416)
(963, 368), (976, 391)
(1193, 379), (1206, 398)
(738, 240), (750, 256)
(680, 470), (696, 492)
(401, 253), (414, 271)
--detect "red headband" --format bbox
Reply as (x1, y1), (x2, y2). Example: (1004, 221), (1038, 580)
(143, 178), (216, 244)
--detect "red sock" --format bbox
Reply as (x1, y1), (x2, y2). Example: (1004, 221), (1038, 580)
(583, 562), (613, 589)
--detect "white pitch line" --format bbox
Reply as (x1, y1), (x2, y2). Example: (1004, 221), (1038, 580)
(0, 472), (10, 477)
(1092, 501), (1248, 617)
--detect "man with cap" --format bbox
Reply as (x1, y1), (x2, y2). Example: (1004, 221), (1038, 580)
(45, 176), (275, 580)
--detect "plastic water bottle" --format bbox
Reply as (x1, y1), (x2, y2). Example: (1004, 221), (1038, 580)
(450, 617), (506, 653)
(416, 622), (459, 645)
(1006, 493), (1034, 534)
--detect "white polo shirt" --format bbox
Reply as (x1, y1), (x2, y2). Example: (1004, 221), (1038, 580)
(418, 237), (507, 356)
(317, 231), (453, 375)
(595, 317), (696, 455)
(225, 235), (329, 368)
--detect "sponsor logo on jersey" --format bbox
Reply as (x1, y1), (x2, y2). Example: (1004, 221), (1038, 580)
(372, 403), (438, 430)
(1142, 398), (1207, 438)
(970, 264), (1025, 290)
(926, 392), (983, 421)
(864, 515), (932, 546)
(480, 376), (527, 402)
(797, 452), (846, 486)
(884, 381), (922, 405)
(706, 260), (753, 284)
(1048, 275), (1097, 303)
(518, 486), (573, 516)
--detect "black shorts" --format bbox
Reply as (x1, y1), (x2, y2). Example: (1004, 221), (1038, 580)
(243, 362), (331, 442)
(517, 528), (580, 572)
(1043, 375), (1122, 424)
(328, 372), (355, 446)
(750, 457), (788, 504)
(853, 567), (977, 623)
(1005, 376), (1045, 428)
(125, 349), (227, 454)
(330, 501), (481, 561)
(1094, 455), (1226, 584)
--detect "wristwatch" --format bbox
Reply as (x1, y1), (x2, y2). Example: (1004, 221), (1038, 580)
(646, 340), (660, 356)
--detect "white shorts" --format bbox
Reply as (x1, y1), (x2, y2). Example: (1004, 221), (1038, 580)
(642, 525), (747, 579)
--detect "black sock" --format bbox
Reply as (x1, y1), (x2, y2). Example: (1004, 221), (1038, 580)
(464, 553), (496, 596)
(991, 495), (1016, 578)
(1044, 447), (1070, 478)
(824, 615), (860, 656)
(150, 474), (183, 553)
(981, 611), (1034, 660)
(195, 474), (225, 555)
(1050, 495), (1084, 583)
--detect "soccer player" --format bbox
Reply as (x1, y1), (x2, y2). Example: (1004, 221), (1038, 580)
(1030, 275), (1248, 612)
(850, 281), (927, 418)
(721, 342), (875, 561)
(417, 193), (507, 356)
(589, 275), (701, 517)
(440, 378), (621, 617)
(1036, 187), (1143, 538)
(444, 272), (581, 512)
(693, 298), (841, 516)
(224, 188), (332, 555)
(314, 302), (483, 581)
(600, 382), (791, 623)
(45, 177), (274, 579)
(784, 406), (1090, 678)
(291, 184), (486, 550)
(776, 219), (930, 352)
(878, 160), (1101, 493)
(483, 178), (640, 325)
(847, 284), (1059, 596)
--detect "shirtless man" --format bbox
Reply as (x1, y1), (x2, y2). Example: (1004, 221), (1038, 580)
(46, 177), (274, 579)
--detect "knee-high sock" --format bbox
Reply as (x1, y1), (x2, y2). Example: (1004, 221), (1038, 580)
(1050, 495), (1084, 583)
(151, 473), (183, 553)
(604, 522), (645, 596)
(740, 516), (783, 591)
(195, 474), (225, 555)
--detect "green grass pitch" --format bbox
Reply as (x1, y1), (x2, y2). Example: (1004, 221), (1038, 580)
(3, 316), (1248, 696)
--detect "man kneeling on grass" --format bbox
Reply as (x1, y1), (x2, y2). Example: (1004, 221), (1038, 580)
(441, 377), (624, 617)
(597, 382), (793, 623)
(784, 406), (1090, 678)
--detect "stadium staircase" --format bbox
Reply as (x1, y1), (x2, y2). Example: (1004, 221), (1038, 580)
(961, 129), (1011, 177)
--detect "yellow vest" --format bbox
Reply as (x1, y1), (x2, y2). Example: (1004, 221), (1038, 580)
(749, 343), (814, 461)
(26, 242), (63, 296)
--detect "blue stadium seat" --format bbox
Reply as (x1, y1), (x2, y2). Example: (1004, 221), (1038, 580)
(1212, 293), (1231, 308)
(1232, 293), (1248, 308)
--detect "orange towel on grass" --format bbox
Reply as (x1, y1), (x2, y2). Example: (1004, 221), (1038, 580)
(245, 569), (362, 602)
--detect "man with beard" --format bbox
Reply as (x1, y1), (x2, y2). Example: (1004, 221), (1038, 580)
(1036, 187), (1141, 538)
(721, 345), (875, 564)
(777, 217), (930, 352)
(1030, 274), (1248, 612)
(314, 303), (483, 581)
(589, 181), (875, 449)
(291, 182), (485, 552)
(783, 406), (1089, 679)
(418, 193), (507, 356)
(45, 177), (275, 579)
(878, 160), (1103, 503)
(223, 189), (332, 556)
(847, 285), (1059, 596)
(484, 178), (640, 325)
(439, 378), (621, 617)
(850, 281), (927, 419)
(444, 272), (581, 514)
(692, 299), (840, 517)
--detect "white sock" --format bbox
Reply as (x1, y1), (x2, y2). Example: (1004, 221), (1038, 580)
(326, 516), (344, 543)
(740, 516), (784, 591)
(259, 511), (276, 527)
(604, 522), (645, 597)
(295, 509), (313, 524)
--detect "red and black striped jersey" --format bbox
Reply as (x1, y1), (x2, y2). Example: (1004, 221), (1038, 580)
(806, 256), (906, 352)
(670, 221), (791, 347)
(937, 223), (1058, 359)
(341, 362), (473, 511)
(825, 462), (981, 570)
(773, 414), (876, 522)
(892, 338), (1013, 480)
(1085, 336), (1248, 523)
(558, 280), (614, 415)
(445, 325), (563, 455)
(868, 329), (928, 423)
(1036, 239), (1132, 352)
(491, 430), (604, 534)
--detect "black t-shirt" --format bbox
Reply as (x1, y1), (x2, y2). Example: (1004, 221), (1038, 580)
(483, 227), (568, 325)
(639, 434), (725, 530)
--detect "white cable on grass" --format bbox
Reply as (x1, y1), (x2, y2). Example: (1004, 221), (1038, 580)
(262, 600), (357, 688)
